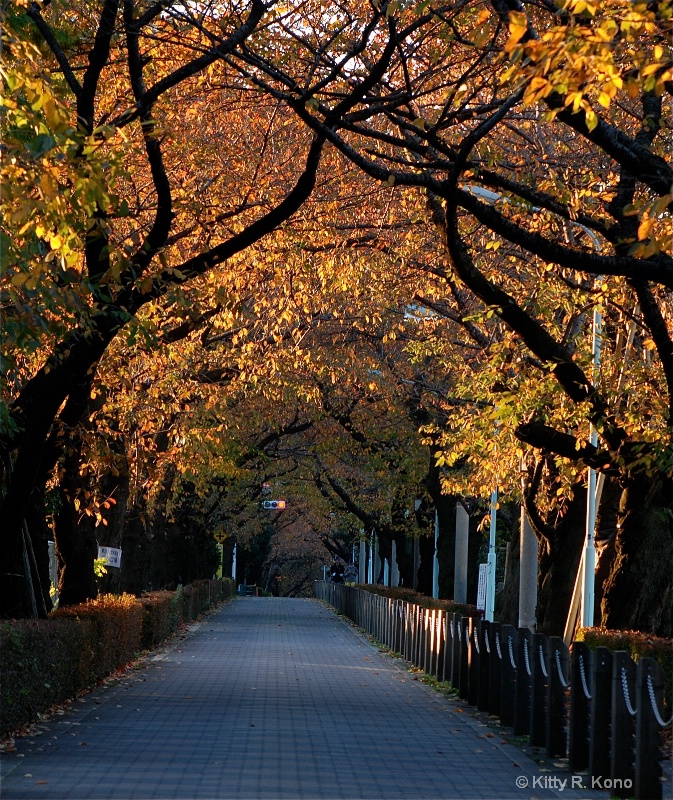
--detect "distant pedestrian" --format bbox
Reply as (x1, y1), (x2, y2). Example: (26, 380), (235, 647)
(330, 559), (344, 583)
(344, 563), (358, 585)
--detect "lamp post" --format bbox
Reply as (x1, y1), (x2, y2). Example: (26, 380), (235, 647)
(432, 509), (440, 599)
(485, 488), (498, 622)
(581, 303), (602, 628)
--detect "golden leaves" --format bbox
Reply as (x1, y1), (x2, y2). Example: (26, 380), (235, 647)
(501, 0), (668, 133)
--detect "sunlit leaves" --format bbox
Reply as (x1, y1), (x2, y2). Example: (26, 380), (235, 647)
(502, 0), (671, 137)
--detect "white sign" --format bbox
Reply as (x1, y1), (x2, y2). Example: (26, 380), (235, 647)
(98, 546), (122, 568)
(476, 563), (488, 611)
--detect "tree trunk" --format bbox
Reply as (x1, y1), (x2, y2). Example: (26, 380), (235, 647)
(97, 448), (131, 596)
(54, 468), (99, 608)
(535, 486), (587, 636)
(600, 474), (673, 635)
(495, 519), (520, 626)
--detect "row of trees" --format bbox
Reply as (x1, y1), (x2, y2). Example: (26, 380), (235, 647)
(1, 0), (671, 632)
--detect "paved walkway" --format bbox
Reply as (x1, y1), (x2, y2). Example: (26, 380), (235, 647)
(1, 598), (610, 800)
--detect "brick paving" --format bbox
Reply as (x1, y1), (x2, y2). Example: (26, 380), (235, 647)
(0, 597), (611, 800)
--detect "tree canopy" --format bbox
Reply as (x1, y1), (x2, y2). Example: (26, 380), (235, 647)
(1, 0), (671, 632)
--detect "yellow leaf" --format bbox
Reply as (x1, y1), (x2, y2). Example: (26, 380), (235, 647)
(640, 63), (662, 77)
(637, 217), (654, 240)
(585, 108), (598, 131)
(506, 11), (528, 50)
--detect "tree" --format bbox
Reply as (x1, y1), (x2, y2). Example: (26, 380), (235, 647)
(227, 0), (672, 632)
(1, 0), (331, 616)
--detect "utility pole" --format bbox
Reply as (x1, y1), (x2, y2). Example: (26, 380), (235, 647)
(581, 303), (602, 628)
(485, 489), (497, 622)
(432, 509), (440, 599)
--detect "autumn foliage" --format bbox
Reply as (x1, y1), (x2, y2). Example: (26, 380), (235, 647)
(0, 0), (671, 633)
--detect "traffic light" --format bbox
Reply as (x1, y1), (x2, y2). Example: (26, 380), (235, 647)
(262, 500), (286, 510)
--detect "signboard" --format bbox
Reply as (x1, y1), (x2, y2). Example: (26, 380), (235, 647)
(476, 563), (488, 611)
(98, 546), (122, 568)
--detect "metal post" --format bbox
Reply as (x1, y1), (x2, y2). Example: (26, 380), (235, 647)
(432, 508), (440, 599)
(232, 542), (237, 581)
(514, 628), (532, 736)
(611, 651), (636, 797)
(547, 637), (569, 758)
(500, 625), (517, 727)
(569, 642), (592, 772)
(359, 539), (367, 584)
(486, 488), (497, 622)
(581, 305), (601, 628)
(589, 647), (612, 781)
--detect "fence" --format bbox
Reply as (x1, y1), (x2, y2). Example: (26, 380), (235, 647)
(315, 582), (672, 800)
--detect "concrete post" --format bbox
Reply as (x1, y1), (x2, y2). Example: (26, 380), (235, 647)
(454, 503), (469, 604)
(373, 537), (381, 584)
(383, 558), (390, 586)
(367, 532), (374, 584)
(391, 540), (400, 587)
(359, 539), (367, 584)
(518, 510), (538, 630)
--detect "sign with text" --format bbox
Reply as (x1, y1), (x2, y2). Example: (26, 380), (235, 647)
(476, 563), (488, 611)
(98, 546), (122, 568)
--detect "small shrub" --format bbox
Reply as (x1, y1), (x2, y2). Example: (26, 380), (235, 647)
(577, 627), (672, 714)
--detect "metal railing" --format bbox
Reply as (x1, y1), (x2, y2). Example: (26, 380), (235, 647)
(315, 581), (671, 800)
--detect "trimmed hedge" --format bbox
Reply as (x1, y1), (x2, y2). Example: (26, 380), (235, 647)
(51, 593), (144, 686)
(0, 578), (235, 737)
(359, 584), (481, 618)
(577, 626), (672, 714)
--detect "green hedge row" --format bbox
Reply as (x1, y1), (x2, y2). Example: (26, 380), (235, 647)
(0, 578), (235, 737)
(358, 584), (481, 618)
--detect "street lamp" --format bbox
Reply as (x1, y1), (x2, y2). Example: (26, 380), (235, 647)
(581, 302), (602, 628)
(485, 488), (498, 622)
